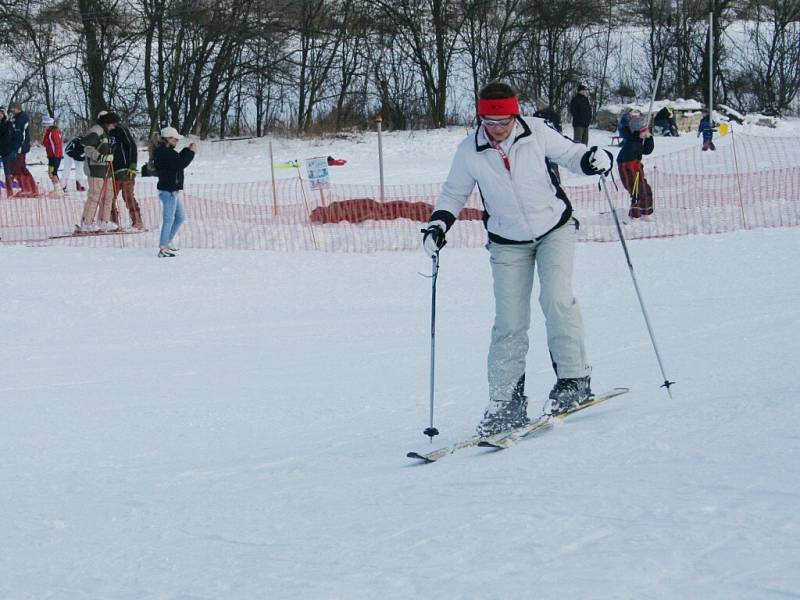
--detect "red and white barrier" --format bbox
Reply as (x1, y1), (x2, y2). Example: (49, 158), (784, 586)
(1, 133), (798, 251)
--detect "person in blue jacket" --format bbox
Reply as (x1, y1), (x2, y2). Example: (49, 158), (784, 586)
(698, 111), (716, 151)
(617, 113), (655, 218)
(0, 107), (15, 193)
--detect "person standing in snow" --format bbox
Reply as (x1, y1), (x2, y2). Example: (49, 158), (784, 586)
(109, 122), (144, 230)
(154, 127), (196, 257)
(78, 111), (120, 232)
(617, 112), (655, 219)
(42, 116), (64, 196)
(617, 108), (637, 145)
(0, 108), (15, 194)
(654, 105), (679, 137)
(62, 136), (88, 192)
(421, 81), (613, 436)
(532, 96), (562, 133)
(8, 102), (39, 197)
(569, 84), (592, 145)
(698, 111), (716, 151)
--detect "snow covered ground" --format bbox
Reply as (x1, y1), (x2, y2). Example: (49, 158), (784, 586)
(5, 118), (800, 598)
(2, 226), (799, 599)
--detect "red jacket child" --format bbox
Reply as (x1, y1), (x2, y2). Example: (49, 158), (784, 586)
(42, 117), (64, 190)
(43, 122), (64, 158)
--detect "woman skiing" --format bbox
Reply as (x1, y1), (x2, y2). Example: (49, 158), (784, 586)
(421, 81), (612, 436)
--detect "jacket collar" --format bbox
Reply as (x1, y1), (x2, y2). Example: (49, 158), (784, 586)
(474, 115), (532, 152)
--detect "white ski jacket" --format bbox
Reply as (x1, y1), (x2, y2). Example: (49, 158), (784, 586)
(435, 116), (591, 243)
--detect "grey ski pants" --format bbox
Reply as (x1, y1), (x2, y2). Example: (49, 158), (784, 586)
(487, 219), (590, 405)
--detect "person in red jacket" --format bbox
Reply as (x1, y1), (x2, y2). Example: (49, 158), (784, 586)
(42, 116), (64, 196)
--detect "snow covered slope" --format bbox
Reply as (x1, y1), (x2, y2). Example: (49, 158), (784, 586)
(2, 227), (799, 598)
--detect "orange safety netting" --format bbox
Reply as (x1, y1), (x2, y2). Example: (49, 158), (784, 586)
(1, 133), (798, 252)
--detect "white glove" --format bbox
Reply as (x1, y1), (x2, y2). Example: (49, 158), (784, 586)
(421, 220), (447, 258)
(584, 146), (613, 175)
(104, 154), (114, 162)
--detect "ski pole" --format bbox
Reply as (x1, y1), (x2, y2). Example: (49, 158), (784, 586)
(599, 175), (675, 397)
(424, 252), (441, 442)
(645, 66), (663, 130)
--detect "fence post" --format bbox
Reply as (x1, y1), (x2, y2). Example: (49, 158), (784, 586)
(376, 115), (385, 203)
(269, 141), (278, 216)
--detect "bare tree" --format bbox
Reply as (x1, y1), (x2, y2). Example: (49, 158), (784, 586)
(459, 0), (526, 105)
(371, 0), (465, 127)
(737, 0), (800, 114)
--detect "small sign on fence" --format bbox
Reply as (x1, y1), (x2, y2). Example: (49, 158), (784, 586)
(306, 156), (330, 190)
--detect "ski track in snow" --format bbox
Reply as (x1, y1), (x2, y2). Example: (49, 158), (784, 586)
(1, 226), (799, 598)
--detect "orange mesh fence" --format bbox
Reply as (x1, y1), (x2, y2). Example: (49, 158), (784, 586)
(1, 133), (798, 251)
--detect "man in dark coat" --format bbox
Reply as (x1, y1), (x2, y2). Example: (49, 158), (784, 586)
(654, 105), (679, 136)
(532, 96), (562, 133)
(109, 123), (144, 230)
(569, 85), (592, 144)
(8, 102), (39, 196)
(0, 108), (15, 193)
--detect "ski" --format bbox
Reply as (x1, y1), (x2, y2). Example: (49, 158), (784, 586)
(554, 386), (630, 419)
(478, 387), (630, 450)
(477, 414), (555, 449)
(407, 387), (630, 463)
(407, 436), (485, 463)
(49, 228), (148, 240)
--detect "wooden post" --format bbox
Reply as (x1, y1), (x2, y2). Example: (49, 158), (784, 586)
(269, 141), (278, 216)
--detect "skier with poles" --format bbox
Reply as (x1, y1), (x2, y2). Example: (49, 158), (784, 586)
(109, 120), (145, 230)
(617, 112), (655, 219)
(421, 81), (612, 436)
(77, 111), (120, 232)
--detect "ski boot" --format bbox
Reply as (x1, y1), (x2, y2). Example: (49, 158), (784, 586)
(476, 377), (530, 436)
(548, 376), (593, 415)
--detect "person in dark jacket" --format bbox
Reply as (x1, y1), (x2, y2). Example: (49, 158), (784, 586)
(532, 96), (562, 132)
(698, 112), (716, 151)
(78, 111), (119, 232)
(654, 105), (678, 136)
(569, 85), (592, 144)
(109, 123), (144, 230)
(617, 113), (655, 219)
(617, 108), (637, 145)
(154, 126), (196, 257)
(532, 96), (564, 183)
(8, 102), (39, 196)
(0, 108), (15, 194)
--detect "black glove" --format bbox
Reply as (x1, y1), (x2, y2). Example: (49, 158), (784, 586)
(581, 146), (613, 175)
(421, 221), (447, 257)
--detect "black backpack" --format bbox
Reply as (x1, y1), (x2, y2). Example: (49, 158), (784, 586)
(65, 137), (85, 160)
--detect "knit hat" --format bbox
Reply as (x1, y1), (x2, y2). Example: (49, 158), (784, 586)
(98, 112), (120, 126)
(577, 84), (588, 92)
(160, 126), (183, 140)
(42, 116), (55, 126)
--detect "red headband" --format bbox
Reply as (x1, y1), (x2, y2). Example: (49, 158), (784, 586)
(477, 97), (520, 117)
